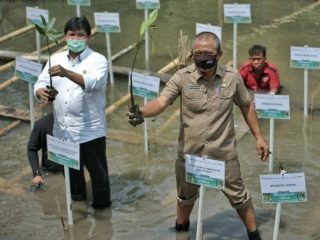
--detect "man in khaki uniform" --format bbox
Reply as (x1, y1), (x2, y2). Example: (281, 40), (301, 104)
(128, 32), (269, 240)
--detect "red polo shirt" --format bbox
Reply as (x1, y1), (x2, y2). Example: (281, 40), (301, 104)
(239, 61), (280, 92)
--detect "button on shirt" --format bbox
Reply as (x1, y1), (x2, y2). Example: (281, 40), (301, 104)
(160, 63), (251, 161)
(34, 47), (108, 143)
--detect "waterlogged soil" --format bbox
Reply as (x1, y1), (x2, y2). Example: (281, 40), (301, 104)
(1, 0), (320, 239)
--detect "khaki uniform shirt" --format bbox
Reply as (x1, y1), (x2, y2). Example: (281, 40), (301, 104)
(160, 63), (251, 161)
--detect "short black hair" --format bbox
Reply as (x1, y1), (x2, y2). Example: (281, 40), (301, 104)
(249, 45), (266, 57)
(193, 31), (221, 52)
(64, 16), (91, 36)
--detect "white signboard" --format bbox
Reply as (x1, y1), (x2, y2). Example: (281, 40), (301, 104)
(254, 94), (290, 119)
(67, 0), (91, 6)
(260, 173), (307, 203)
(94, 12), (121, 33)
(15, 57), (42, 84)
(26, 6), (48, 26)
(290, 46), (320, 69)
(129, 72), (160, 99)
(185, 154), (225, 189)
(47, 135), (80, 170)
(196, 23), (222, 41)
(224, 4), (251, 23)
(136, 0), (160, 9)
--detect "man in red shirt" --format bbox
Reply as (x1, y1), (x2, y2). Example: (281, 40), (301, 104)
(240, 45), (280, 94)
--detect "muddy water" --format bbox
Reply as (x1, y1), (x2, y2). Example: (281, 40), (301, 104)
(1, 0), (320, 239)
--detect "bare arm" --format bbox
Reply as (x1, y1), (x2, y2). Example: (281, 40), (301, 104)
(239, 101), (269, 161)
(140, 95), (171, 118)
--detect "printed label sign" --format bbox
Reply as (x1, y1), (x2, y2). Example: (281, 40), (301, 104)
(136, 0), (160, 9)
(260, 173), (307, 203)
(67, 0), (91, 6)
(26, 6), (48, 26)
(47, 135), (80, 170)
(129, 72), (160, 99)
(15, 57), (42, 84)
(94, 12), (121, 33)
(290, 46), (320, 69)
(196, 23), (222, 41)
(185, 154), (225, 189)
(224, 4), (251, 23)
(255, 94), (290, 119)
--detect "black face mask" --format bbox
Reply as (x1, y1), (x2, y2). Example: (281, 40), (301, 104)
(193, 54), (218, 69)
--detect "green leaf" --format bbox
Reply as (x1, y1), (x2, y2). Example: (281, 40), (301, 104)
(47, 29), (61, 35)
(139, 9), (158, 38)
(139, 21), (147, 38)
(48, 32), (63, 43)
(35, 24), (46, 35)
(146, 9), (158, 27)
(46, 17), (56, 31)
(40, 15), (47, 27)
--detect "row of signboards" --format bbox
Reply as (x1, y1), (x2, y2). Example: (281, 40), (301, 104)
(46, 136), (308, 205)
(184, 154), (307, 204)
(26, 5), (320, 70)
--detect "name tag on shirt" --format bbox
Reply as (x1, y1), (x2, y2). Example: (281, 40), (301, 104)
(188, 84), (200, 90)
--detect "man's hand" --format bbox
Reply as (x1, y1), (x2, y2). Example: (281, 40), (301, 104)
(36, 88), (50, 103)
(31, 175), (45, 185)
(49, 65), (68, 77)
(127, 104), (144, 127)
(256, 136), (269, 161)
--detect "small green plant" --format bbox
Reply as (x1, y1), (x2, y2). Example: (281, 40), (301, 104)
(128, 9), (158, 127)
(34, 15), (63, 101)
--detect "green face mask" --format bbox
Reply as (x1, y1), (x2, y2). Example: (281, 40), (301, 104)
(66, 39), (87, 53)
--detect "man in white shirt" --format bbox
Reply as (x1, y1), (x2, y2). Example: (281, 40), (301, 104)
(34, 16), (111, 209)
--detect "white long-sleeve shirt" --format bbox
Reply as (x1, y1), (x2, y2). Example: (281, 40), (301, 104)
(34, 47), (108, 143)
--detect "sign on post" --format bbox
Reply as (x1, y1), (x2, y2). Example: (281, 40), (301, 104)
(196, 23), (222, 41)
(136, 0), (160, 9)
(290, 46), (320, 69)
(26, 6), (48, 25)
(223, 4), (251, 23)
(47, 135), (80, 170)
(94, 12), (120, 33)
(185, 154), (225, 189)
(260, 173), (307, 203)
(15, 57), (42, 84)
(255, 94), (290, 119)
(129, 72), (160, 99)
(224, 4), (251, 70)
(94, 12), (120, 85)
(67, 0), (91, 6)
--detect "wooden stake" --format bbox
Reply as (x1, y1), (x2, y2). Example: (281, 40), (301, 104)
(0, 25), (35, 44)
(0, 76), (19, 91)
(0, 120), (21, 136)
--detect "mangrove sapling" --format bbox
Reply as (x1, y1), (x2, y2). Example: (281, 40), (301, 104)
(34, 15), (63, 101)
(128, 9), (158, 127)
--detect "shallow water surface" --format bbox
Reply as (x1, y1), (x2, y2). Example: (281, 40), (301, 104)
(1, 0), (320, 239)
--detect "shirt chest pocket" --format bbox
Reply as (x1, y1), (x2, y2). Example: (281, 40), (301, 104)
(184, 90), (204, 112)
(218, 89), (234, 111)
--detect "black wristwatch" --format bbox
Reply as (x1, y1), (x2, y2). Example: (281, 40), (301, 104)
(33, 170), (42, 177)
